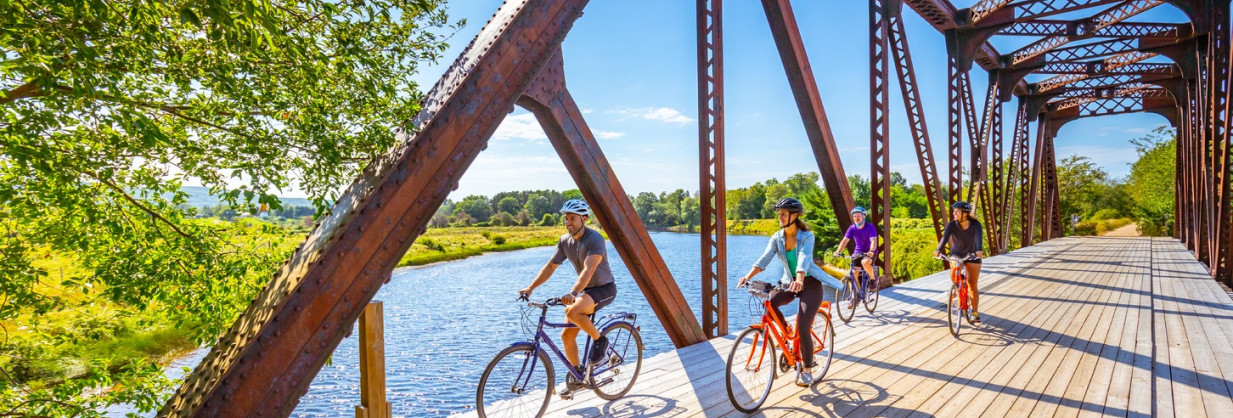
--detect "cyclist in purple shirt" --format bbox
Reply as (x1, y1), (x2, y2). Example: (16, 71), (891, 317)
(832, 206), (879, 295)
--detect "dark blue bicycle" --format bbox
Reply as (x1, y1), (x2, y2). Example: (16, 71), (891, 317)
(475, 296), (643, 417)
(836, 253), (881, 323)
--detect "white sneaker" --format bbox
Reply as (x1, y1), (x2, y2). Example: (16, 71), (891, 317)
(796, 369), (814, 387)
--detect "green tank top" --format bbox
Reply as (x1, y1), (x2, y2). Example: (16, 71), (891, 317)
(785, 245), (798, 275)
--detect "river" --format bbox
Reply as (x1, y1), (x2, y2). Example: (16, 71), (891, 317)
(115, 231), (808, 417)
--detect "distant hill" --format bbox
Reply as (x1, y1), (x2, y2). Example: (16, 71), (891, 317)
(181, 186), (314, 208)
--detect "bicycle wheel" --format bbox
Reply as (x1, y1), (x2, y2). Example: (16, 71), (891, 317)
(591, 322), (643, 401)
(726, 327), (777, 413)
(809, 315), (834, 380)
(864, 274), (880, 313)
(947, 285), (962, 337)
(476, 344), (554, 418)
(837, 277), (857, 323)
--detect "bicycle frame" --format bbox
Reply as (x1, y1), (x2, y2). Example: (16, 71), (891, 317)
(745, 299), (826, 370)
(948, 261), (970, 310)
(514, 305), (637, 388)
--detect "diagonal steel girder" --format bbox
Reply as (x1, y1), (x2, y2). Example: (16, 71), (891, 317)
(762, 0), (856, 232)
(889, 4), (948, 238)
(520, 51), (709, 347)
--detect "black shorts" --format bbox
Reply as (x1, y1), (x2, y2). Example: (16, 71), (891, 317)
(951, 255), (982, 264)
(584, 282), (617, 312)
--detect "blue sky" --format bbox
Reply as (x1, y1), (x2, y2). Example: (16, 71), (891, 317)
(414, 1), (1189, 200)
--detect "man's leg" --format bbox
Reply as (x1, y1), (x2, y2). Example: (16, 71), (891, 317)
(562, 294), (599, 368)
(861, 257), (878, 290)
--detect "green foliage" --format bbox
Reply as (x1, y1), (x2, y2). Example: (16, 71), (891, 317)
(1127, 128), (1176, 236)
(1072, 218), (1133, 236)
(524, 194), (553, 219)
(497, 197), (522, 216)
(455, 195), (494, 223)
(890, 227), (942, 280)
(1, 0), (455, 413)
(540, 213), (558, 226)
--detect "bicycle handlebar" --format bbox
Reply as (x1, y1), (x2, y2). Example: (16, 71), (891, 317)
(934, 254), (979, 263)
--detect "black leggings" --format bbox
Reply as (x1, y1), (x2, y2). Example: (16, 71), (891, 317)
(767, 276), (824, 368)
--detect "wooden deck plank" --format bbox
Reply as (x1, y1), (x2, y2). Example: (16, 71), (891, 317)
(459, 237), (1233, 418)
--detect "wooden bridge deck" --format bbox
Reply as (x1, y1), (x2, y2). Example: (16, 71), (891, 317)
(461, 237), (1233, 417)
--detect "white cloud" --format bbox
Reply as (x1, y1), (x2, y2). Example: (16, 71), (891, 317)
(582, 108), (595, 114)
(491, 113), (546, 141)
(595, 131), (626, 140)
(610, 107), (695, 125)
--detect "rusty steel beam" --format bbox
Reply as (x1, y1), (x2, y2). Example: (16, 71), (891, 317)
(1207, 2), (1231, 283)
(697, 0), (727, 339)
(1006, 0), (1165, 66)
(520, 53), (708, 348)
(762, 0), (855, 231)
(961, 71), (982, 202)
(998, 20), (1189, 38)
(972, 77), (1001, 253)
(889, 8), (948, 238)
(948, 57), (965, 206)
(969, 0), (1125, 28)
(1010, 101), (1032, 249)
(158, 1), (594, 415)
(989, 88), (1006, 254)
(1025, 117), (1046, 245)
(871, 0), (893, 279)
(1040, 133), (1062, 239)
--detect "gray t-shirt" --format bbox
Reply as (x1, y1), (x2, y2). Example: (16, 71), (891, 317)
(550, 228), (615, 288)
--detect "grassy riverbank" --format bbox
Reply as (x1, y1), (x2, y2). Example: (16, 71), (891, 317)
(398, 226), (563, 266)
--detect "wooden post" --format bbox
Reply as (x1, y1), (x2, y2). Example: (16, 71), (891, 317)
(355, 301), (390, 418)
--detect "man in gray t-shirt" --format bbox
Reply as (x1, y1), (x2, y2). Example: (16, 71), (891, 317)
(518, 200), (618, 395)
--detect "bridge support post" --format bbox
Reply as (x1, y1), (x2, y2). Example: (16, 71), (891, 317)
(355, 302), (390, 418)
(519, 51), (708, 348)
(697, 0), (728, 339)
(871, 0), (893, 284)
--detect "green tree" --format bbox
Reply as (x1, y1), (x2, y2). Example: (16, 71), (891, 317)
(1, 0), (453, 414)
(783, 172), (821, 197)
(497, 196), (522, 216)
(455, 195), (494, 223)
(848, 175), (871, 208)
(524, 194), (552, 219)
(1128, 128), (1176, 235)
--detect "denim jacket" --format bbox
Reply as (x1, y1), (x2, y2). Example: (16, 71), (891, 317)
(753, 228), (843, 290)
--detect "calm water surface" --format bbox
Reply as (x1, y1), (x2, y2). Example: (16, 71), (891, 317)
(120, 231), (803, 417)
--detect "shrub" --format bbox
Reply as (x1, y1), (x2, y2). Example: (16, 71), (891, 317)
(540, 213), (557, 226)
(492, 236), (506, 245)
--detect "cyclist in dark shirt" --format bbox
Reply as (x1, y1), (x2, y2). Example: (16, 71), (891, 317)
(933, 201), (985, 323)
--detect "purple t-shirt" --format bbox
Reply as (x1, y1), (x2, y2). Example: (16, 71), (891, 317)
(844, 222), (879, 254)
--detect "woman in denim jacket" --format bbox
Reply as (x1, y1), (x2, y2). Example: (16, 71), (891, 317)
(737, 197), (842, 386)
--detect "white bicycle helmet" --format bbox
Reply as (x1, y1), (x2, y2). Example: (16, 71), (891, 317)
(559, 199), (590, 217)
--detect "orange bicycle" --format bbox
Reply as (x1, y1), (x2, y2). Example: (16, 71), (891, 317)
(725, 280), (834, 413)
(937, 254), (978, 336)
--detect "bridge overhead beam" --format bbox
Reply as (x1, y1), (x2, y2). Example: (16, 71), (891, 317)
(762, 0), (856, 231)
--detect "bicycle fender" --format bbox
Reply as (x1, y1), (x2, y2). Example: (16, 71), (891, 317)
(598, 321), (645, 350)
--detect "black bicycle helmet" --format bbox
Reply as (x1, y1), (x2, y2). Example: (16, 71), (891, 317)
(773, 197), (804, 213)
(951, 201), (973, 212)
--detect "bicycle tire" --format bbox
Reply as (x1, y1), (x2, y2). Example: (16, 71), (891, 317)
(837, 277), (857, 323)
(864, 274), (880, 313)
(726, 327), (777, 413)
(477, 344), (554, 418)
(947, 285), (962, 337)
(810, 316), (835, 380)
(591, 322), (643, 401)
